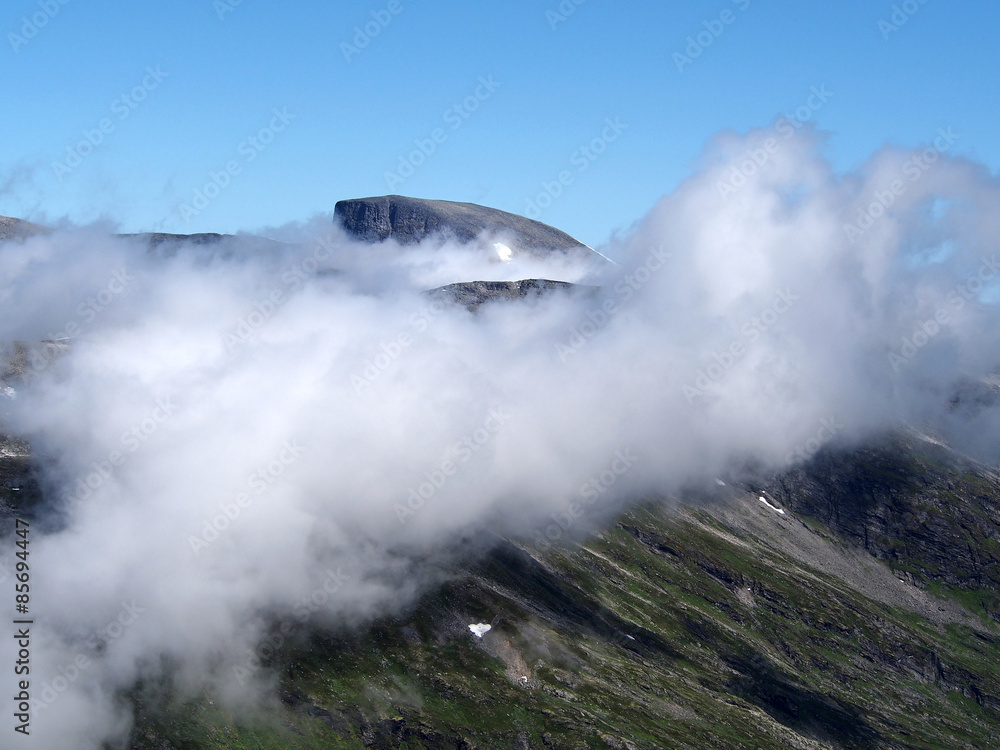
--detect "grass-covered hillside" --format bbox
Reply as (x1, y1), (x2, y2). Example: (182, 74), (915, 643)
(121, 436), (1000, 749)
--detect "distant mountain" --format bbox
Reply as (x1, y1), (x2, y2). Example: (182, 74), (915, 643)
(428, 279), (589, 311)
(335, 195), (601, 259)
(4, 205), (1000, 749)
(118, 232), (228, 248)
(0, 217), (289, 257)
(117, 232), (293, 260)
(0, 215), (47, 241)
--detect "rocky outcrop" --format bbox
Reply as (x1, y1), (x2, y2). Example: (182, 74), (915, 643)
(119, 232), (227, 249)
(334, 195), (596, 257)
(427, 279), (588, 311)
(755, 432), (1000, 619)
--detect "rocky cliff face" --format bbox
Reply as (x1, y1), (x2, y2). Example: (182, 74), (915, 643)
(334, 195), (596, 257)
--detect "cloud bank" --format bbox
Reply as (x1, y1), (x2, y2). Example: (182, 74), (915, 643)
(1, 126), (999, 747)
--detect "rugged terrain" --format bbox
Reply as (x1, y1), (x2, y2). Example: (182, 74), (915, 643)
(334, 195), (600, 261)
(3, 206), (999, 748)
(124, 436), (1000, 750)
(4, 422), (999, 749)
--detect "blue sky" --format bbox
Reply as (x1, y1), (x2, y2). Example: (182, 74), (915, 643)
(1, 0), (997, 247)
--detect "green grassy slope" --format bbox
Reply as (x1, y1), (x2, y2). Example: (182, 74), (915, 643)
(128, 439), (1000, 749)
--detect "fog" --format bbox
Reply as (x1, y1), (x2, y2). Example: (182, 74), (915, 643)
(2, 126), (999, 747)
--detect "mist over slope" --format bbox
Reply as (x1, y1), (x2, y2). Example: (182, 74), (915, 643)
(2, 127), (1000, 748)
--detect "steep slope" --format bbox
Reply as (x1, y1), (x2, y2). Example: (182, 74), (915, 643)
(755, 431), (1000, 623)
(0, 215), (47, 241)
(126, 436), (1000, 750)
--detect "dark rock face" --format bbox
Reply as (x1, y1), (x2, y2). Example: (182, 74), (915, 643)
(756, 432), (1000, 619)
(0, 216), (47, 241)
(427, 279), (588, 311)
(334, 195), (592, 255)
(119, 232), (227, 249)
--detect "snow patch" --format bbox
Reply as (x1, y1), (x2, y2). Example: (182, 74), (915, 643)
(468, 623), (491, 638)
(759, 496), (786, 515)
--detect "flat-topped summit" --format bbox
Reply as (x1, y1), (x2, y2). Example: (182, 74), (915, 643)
(334, 195), (595, 257)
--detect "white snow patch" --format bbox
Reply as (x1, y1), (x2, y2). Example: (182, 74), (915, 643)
(759, 496), (786, 515)
(715, 479), (726, 486)
(493, 242), (513, 262)
(468, 623), (491, 638)
(1, 386), (15, 400)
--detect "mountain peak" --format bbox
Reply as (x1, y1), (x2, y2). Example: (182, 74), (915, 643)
(334, 195), (595, 258)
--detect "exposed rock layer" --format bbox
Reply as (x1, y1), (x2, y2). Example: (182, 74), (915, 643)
(334, 195), (592, 254)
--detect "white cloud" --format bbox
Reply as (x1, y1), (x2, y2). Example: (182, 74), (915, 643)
(1, 127), (999, 747)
